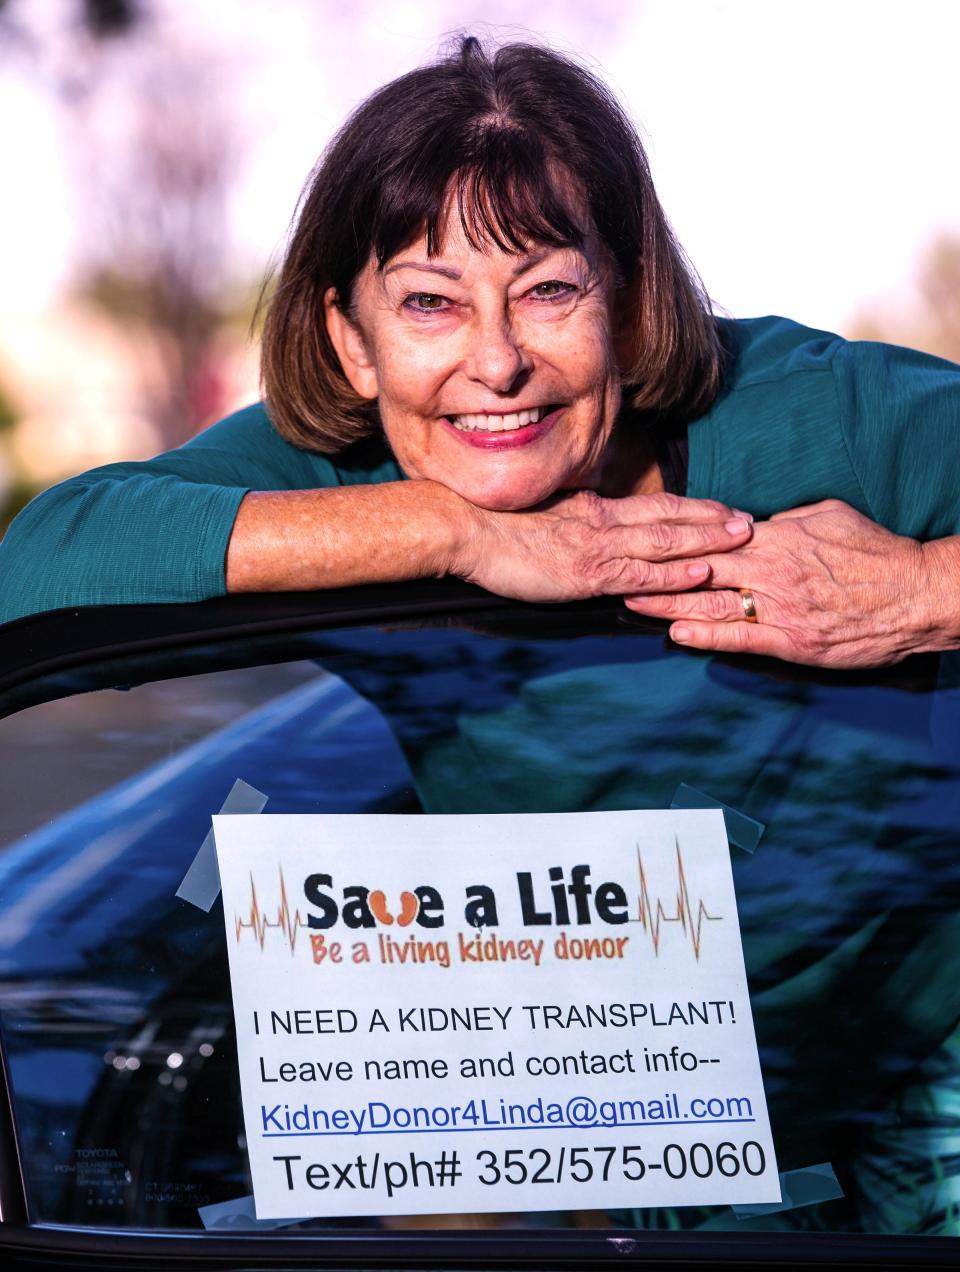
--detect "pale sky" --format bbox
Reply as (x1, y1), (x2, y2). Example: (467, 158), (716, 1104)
(2, 0), (958, 335)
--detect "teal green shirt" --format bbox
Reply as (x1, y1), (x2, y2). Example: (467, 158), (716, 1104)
(2, 315), (959, 625)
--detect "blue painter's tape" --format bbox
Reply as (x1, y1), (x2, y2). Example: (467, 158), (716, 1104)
(732, 1162), (843, 1219)
(670, 782), (765, 854)
(175, 778), (268, 911)
(198, 1193), (307, 1231)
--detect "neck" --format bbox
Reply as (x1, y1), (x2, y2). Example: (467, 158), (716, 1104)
(595, 426), (664, 498)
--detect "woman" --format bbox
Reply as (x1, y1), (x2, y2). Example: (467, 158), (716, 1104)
(1, 36), (958, 668)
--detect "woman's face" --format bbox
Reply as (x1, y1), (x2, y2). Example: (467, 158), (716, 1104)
(327, 212), (625, 511)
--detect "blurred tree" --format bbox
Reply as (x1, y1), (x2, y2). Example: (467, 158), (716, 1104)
(1, 1), (252, 450)
(80, 0), (142, 38)
(0, 378), (17, 436)
(849, 233), (960, 364)
(68, 35), (246, 447)
(0, 376), (35, 536)
(916, 236), (960, 362)
(0, 0), (143, 63)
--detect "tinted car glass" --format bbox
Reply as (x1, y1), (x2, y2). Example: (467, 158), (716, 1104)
(1, 605), (959, 1245)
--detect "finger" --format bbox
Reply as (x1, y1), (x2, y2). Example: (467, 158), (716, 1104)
(691, 550), (765, 590)
(623, 589), (744, 623)
(666, 619), (798, 661)
(616, 491), (753, 525)
(608, 515), (752, 563)
(768, 498), (848, 522)
(605, 557), (717, 595)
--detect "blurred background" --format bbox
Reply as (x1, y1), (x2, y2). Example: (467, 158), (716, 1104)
(0, 0), (957, 532)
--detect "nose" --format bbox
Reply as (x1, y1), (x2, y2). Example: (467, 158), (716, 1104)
(465, 308), (532, 393)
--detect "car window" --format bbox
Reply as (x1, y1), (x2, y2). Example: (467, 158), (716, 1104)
(1, 614), (959, 1242)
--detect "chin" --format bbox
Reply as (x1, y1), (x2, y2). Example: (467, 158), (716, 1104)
(443, 472), (564, 512)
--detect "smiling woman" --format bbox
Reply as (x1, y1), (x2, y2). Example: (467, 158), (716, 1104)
(325, 232), (626, 511)
(2, 34), (960, 667)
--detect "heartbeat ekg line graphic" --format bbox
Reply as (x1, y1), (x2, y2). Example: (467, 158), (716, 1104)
(634, 840), (722, 960)
(235, 867), (307, 954)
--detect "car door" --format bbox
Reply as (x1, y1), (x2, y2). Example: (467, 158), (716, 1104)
(1, 583), (958, 1267)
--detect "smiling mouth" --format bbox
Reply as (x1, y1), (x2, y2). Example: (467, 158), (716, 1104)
(446, 405), (558, 433)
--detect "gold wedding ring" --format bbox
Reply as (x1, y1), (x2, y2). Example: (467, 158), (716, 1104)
(739, 588), (759, 623)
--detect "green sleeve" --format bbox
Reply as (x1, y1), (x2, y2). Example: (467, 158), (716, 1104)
(687, 318), (960, 537)
(0, 402), (399, 625)
(833, 340), (960, 539)
(686, 318), (868, 519)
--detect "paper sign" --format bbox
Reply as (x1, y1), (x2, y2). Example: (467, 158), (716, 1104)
(213, 810), (780, 1218)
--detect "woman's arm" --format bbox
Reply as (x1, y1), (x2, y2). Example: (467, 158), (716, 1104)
(227, 483), (756, 604)
(0, 469), (249, 625)
(626, 335), (960, 668)
(0, 403), (337, 625)
(0, 400), (754, 625)
(625, 499), (960, 667)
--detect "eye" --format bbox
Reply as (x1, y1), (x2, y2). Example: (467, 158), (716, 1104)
(529, 280), (577, 302)
(402, 292), (450, 313)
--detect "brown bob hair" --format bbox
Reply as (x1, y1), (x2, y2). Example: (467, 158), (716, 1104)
(261, 35), (723, 453)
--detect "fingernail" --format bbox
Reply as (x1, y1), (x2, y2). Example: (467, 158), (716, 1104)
(725, 517), (750, 535)
(687, 562), (709, 580)
(671, 625), (692, 642)
(732, 508), (754, 522)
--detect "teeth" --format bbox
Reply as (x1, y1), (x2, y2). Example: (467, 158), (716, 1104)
(449, 406), (550, 432)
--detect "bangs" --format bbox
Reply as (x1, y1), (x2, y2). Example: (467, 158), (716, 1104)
(371, 124), (588, 268)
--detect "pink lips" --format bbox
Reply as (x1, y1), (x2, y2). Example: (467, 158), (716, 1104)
(440, 407), (563, 450)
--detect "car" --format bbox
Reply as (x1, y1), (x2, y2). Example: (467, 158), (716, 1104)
(1, 579), (959, 1269)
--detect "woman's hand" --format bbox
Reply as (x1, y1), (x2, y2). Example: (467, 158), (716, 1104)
(624, 499), (960, 668)
(454, 490), (754, 603)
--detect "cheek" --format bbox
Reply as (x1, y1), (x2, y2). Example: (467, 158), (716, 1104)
(375, 335), (451, 411)
(378, 407), (423, 471)
(375, 387), (436, 479)
(540, 312), (618, 388)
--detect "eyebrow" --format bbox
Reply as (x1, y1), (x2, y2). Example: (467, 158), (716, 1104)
(382, 246), (572, 281)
